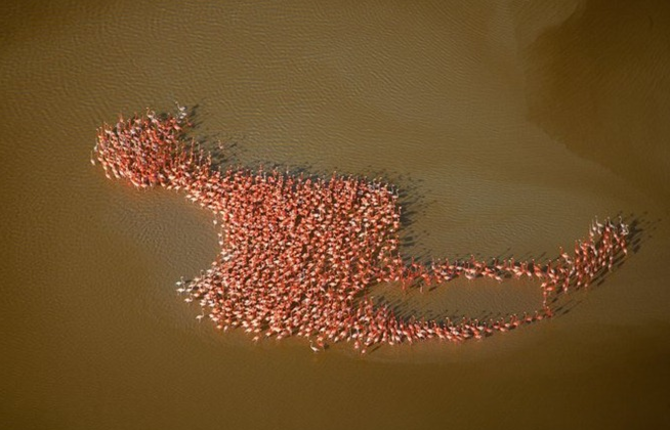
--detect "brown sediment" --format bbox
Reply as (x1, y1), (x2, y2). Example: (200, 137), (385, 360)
(93, 106), (629, 352)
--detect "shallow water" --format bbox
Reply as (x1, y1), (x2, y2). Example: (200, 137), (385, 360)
(1, 1), (669, 429)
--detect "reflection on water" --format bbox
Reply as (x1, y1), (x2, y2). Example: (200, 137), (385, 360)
(1, 1), (669, 429)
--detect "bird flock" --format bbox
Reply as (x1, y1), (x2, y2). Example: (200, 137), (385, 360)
(92, 106), (629, 353)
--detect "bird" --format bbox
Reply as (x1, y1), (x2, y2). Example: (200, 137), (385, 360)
(93, 106), (631, 354)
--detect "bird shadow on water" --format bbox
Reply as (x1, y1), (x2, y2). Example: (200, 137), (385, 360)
(550, 212), (658, 317)
(180, 104), (432, 236)
(167, 106), (653, 353)
(362, 212), (655, 354)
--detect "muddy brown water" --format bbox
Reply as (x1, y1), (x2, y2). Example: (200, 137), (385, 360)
(1, 1), (669, 429)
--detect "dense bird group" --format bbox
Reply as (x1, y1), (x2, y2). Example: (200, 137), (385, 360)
(93, 106), (629, 353)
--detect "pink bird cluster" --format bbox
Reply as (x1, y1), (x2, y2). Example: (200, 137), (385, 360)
(93, 107), (629, 353)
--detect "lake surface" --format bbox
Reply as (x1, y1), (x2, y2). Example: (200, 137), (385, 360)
(1, 1), (669, 429)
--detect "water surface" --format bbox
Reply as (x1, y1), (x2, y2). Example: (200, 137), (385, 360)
(1, 1), (669, 429)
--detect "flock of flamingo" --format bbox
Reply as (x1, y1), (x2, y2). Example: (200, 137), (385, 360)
(92, 105), (629, 353)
